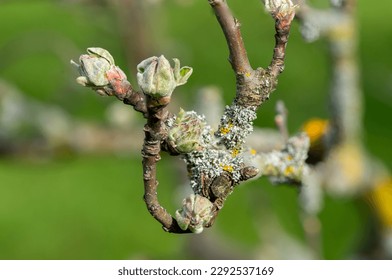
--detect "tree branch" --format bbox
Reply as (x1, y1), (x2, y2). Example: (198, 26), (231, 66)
(208, 0), (252, 74)
(142, 95), (191, 234)
(268, 8), (295, 78)
(72, 1), (300, 235)
(114, 85), (148, 117)
(296, 0), (361, 145)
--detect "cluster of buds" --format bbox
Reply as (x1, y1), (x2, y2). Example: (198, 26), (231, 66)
(167, 109), (206, 154)
(71, 48), (130, 98)
(136, 56), (193, 99)
(175, 194), (214, 234)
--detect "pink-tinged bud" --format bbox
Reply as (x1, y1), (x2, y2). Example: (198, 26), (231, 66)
(71, 47), (131, 97)
(105, 66), (131, 97)
(71, 47), (114, 88)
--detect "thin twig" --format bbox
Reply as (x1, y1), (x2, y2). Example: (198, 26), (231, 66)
(142, 95), (190, 233)
(208, 0), (253, 75)
(120, 88), (148, 117)
(268, 8), (296, 78)
(296, 0), (361, 145)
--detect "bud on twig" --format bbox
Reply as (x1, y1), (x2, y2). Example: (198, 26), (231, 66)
(71, 47), (130, 97)
(71, 48), (113, 91)
(168, 109), (205, 154)
(137, 55), (192, 98)
(175, 194), (214, 234)
(263, 0), (298, 17)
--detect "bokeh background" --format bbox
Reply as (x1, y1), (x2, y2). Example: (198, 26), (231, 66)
(0, 0), (391, 259)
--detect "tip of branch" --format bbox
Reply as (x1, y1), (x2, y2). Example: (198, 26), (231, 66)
(264, 0), (298, 18)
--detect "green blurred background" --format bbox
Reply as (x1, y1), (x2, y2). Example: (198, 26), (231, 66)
(0, 0), (391, 259)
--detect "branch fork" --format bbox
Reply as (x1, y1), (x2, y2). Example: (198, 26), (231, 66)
(71, 0), (303, 234)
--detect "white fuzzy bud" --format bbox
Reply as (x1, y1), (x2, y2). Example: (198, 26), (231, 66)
(263, 0), (298, 16)
(136, 56), (192, 98)
(175, 194), (214, 234)
(168, 109), (205, 154)
(71, 47), (115, 88)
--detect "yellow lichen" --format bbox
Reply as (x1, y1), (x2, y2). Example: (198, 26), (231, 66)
(222, 165), (234, 173)
(284, 166), (295, 176)
(219, 122), (233, 135)
(220, 127), (230, 134)
(231, 148), (240, 157)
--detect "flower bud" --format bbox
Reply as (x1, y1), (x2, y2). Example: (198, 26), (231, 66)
(71, 47), (114, 88)
(137, 55), (192, 98)
(263, 0), (297, 17)
(175, 194), (214, 234)
(168, 109), (205, 154)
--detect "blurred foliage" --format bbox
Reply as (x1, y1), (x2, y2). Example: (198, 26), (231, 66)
(0, 0), (391, 259)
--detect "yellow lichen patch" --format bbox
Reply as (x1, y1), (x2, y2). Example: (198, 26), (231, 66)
(222, 165), (234, 173)
(301, 118), (329, 146)
(286, 155), (293, 161)
(245, 72), (251, 78)
(220, 127), (230, 134)
(284, 166), (295, 176)
(231, 148), (240, 157)
(367, 178), (392, 228)
(250, 149), (257, 155)
(219, 122), (233, 135)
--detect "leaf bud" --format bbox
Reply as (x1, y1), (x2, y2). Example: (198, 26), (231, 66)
(175, 194), (214, 234)
(263, 0), (298, 17)
(71, 47), (114, 88)
(168, 109), (205, 154)
(136, 56), (192, 98)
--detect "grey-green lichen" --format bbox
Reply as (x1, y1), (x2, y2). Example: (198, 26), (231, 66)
(166, 105), (257, 198)
(215, 104), (257, 150)
(185, 146), (244, 195)
(258, 132), (310, 184)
